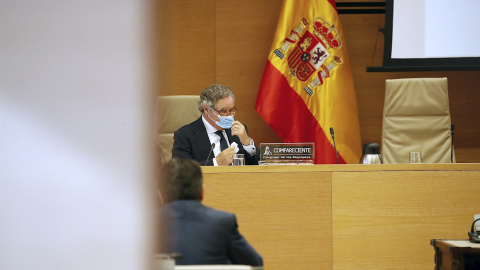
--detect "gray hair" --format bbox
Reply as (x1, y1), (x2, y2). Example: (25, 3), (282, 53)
(198, 84), (235, 113)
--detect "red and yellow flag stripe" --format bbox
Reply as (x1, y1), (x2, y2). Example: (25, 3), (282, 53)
(255, 0), (361, 164)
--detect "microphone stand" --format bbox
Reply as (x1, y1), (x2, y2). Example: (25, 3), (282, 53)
(204, 143), (215, 166)
(450, 123), (455, 163)
(330, 127), (340, 164)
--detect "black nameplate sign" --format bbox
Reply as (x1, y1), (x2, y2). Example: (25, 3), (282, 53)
(260, 143), (314, 164)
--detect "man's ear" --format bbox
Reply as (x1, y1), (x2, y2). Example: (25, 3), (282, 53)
(158, 191), (165, 206)
(200, 186), (204, 201)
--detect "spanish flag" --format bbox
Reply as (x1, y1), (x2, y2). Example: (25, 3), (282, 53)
(255, 0), (361, 164)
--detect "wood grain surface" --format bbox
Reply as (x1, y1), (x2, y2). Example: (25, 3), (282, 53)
(202, 164), (480, 270)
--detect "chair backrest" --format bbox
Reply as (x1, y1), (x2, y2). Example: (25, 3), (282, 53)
(381, 77), (455, 163)
(155, 95), (201, 160)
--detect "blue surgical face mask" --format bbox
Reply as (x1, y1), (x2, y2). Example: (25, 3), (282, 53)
(215, 115), (234, 129)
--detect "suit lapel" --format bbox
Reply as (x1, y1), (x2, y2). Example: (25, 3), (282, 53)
(191, 117), (213, 157)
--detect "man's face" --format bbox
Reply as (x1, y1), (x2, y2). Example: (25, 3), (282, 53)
(204, 96), (235, 127)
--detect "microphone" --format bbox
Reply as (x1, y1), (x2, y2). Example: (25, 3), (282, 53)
(450, 123), (455, 163)
(330, 127), (340, 164)
(204, 143), (215, 166)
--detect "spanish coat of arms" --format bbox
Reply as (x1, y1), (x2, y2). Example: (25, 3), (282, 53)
(273, 17), (343, 96)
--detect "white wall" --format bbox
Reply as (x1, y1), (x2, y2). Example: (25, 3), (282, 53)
(392, 0), (480, 58)
(0, 1), (153, 269)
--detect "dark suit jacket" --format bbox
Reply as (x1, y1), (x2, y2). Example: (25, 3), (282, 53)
(172, 117), (260, 165)
(158, 200), (263, 266)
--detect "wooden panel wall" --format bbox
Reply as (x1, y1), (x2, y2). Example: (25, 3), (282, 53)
(153, 0), (480, 162)
(153, 0), (216, 94)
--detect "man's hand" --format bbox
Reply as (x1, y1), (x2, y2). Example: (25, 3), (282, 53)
(231, 121), (251, 145)
(216, 145), (236, 166)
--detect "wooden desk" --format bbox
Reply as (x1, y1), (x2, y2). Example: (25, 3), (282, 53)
(431, 239), (480, 270)
(201, 164), (480, 270)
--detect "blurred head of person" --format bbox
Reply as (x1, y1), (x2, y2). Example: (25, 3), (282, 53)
(157, 158), (203, 205)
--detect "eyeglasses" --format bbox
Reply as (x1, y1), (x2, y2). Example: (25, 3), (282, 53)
(210, 106), (238, 117)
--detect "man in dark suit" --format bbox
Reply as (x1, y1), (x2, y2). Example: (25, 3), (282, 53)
(172, 84), (260, 166)
(158, 158), (263, 266)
